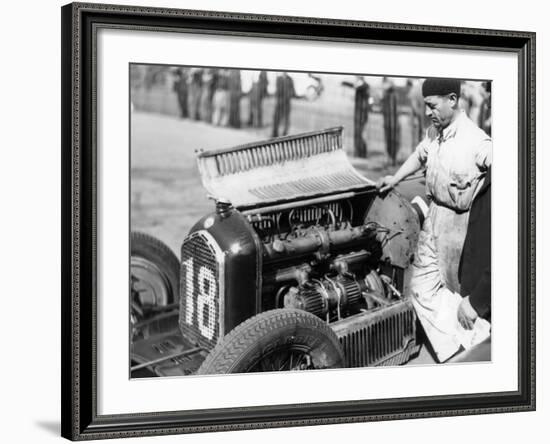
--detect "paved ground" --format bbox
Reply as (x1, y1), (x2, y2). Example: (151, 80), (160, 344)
(130, 110), (435, 365)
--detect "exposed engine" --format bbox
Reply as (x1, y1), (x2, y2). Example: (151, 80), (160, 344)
(244, 199), (402, 324)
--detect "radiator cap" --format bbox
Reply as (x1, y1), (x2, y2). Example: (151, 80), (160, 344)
(215, 197), (233, 218)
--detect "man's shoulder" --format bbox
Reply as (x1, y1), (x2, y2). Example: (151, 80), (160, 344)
(459, 113), (491, 143)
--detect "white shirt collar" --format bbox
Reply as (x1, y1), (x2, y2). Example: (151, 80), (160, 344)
(439, 110), (466, 142)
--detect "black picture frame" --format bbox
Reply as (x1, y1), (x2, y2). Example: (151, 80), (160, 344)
(61, 2), (536, 440)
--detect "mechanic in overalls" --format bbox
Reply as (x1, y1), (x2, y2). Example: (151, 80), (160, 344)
(377, 78), (492, 362)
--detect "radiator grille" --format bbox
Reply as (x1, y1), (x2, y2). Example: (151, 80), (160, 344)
(334, 302), (417, 367)
(179, 232), (223, 350)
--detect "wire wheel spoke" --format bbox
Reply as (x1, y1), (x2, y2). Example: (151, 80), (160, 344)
(254, 346), (312, 372)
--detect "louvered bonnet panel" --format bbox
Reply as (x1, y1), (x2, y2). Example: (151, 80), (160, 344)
(196, 127), (374, 209)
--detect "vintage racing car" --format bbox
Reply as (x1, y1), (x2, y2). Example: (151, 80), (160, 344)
(130, 127), (421, 377)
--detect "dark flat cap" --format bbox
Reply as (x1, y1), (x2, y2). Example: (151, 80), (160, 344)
(422, 78), (461, 97)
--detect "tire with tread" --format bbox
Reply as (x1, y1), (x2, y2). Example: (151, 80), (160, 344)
(197, 309), (345, 374)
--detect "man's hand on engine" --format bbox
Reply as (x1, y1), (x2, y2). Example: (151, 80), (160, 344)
(376, 175), (398, 193)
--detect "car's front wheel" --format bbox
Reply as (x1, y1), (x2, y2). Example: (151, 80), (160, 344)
(197, 309), (345, 374)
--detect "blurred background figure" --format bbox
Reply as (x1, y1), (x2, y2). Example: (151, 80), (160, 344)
(172, 68), (188, 119)
(382, 77), (399, 166)
(341, 76), (371, 158)
(142, 65), (166, 90)
(212, 69), (231, 126)
(272, 72), (298, 137)
(460, 81), (485, 128)
(228, 69), (242, 128)
(406, 78), (426, 147)
(187, 68), (203, 121)
(247, 71), (269, 128)
(199, 68), (217, 123)
(479, 82), (492, 136)
(130, 65), (491, 169)
(305, 73), (324, 101)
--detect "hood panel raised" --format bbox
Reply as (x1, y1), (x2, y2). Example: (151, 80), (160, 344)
(197, 127), (374, 209)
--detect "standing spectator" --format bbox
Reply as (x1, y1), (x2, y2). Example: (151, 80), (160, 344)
(143, 65), (165, 90)
(199, 68), (217, 123)
(172, 68), (188, 118)
(187, 68), (203, 121)
(382, 77), (399, 165)
(342, 76), (371, 158)
(272, 72), (297, 137)
(248, 71), (269, 128)
(406, 79), (427, 147)
(479, 82), (492, 136)
(228, 69), (242, 128)
(460, 81), (485, 127)
(212, 69), (231, 126)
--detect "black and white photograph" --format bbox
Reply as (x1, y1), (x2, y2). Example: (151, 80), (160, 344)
(129, 65), (493, 378)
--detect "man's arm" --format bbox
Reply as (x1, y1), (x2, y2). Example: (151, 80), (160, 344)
(376, 151), (423, 192)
